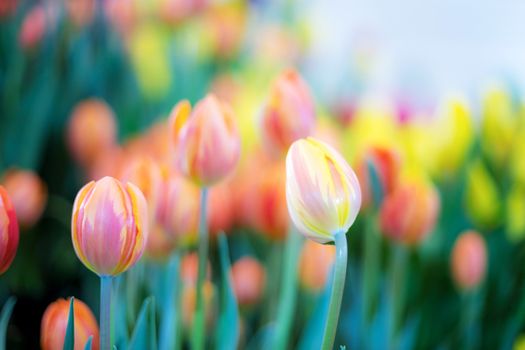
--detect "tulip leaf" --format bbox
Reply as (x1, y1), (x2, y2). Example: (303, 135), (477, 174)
(128, 296), (157, 350)
(159, 254), (181, 350)
(298, 283), (331, 350)
(63, 297), (75, 350)
(83, 336), (93, 350)
(0, 297), (16, 350)
(215, 234), (239, 350)
(367, 159), (383, 209)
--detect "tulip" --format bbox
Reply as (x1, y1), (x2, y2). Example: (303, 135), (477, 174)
(71, 176), (148, 350)
(285, 137), (361, 350)
(156, 175), (200, 245)
(65, 0), (95, 27)
(41, 298), (99, 350)
(231, 257), (267, 306)
(19, 5), (46, 49)
(208, 182), (235, 237)
(2, 169), (47, 228)
(180, 252), (211, 285)
(464, 159), (501, 229)
(119, 155), (162, 224)
(0, 0), (17, 18)
(205, 2), (246, 59)
(170, 94), (241, 186)
(145, 224), (174, 262)
(181, 281), (216, 330)
(451, 230), (487, 291)
(0, 186), (19, 275)
(298, 240), (335, 292)
(286, 137), (361, 243)
(480, 87), (518, 169)
(250, 160), (289, 241)
(67, 99), (117, 169)
(261, 69), (316, 155)
(355, 146), (401, 210)
(380, 177), (440, 245)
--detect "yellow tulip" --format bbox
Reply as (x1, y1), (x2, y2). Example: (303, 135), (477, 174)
(464, 160), (501, 229)
(506, 185), (525, 242)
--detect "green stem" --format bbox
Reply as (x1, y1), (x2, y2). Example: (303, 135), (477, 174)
(462, 291), (478, 350)
(273, 228), (302, 350)
(100, 276), (113, 350)
(321, 232), (348, 350)
(388, 244), (408, 349)
(192, 188), (209, 350)
(362, 213), (380, 329)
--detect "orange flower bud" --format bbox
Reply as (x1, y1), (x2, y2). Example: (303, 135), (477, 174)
(451, 230), (487, 291)
(261, 69), (316, 155)
(181, 280), (215, 329)
(180, 252), (211, 285)
(208, 182), (235, 237)
(2, 169), (47, 228)
(19, 5), (46, 49)
(170, 95), (241, 186)
(0, 186), (19, 275)
(41, 298), (99, 350)
(156, 175), (200, 245)
(71, 177), (148, 276)
(299, 240), (335, 292)
(355, 146), (401, 210)
(67, 99), (117, 168)
(231, 256), (266, 306)
(380, 179), (440, 245)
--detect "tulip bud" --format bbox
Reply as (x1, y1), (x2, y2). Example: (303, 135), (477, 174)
(286, 137), (361, 243)
(355, 146), (401, 210)
(2, 169), (47, 228)
(156, 175), (200, 245)
(67, 99), (117, 169)
(41, 298), (99, 350)
(231, 256), (266, 306)
(71, 176), (148, 276)
(0, 186), (19, 275)
(505, 185), (525, 242)
(251, 160), (289, 240)
(298, 240), (335, 292)
(19, 5), (46, 49)
(170, 94), (241, 186)
(119, 155), (162, 224)
(380, 178), (440, 245)
(451, 230), (487, 291)
(181, 280), (216, 329)
(464, 159), (501, 229)
(180, 252), (211, 285)
(208, 182), (235, 237)
(261, 69), (316, 155)
(145, 224), (174, 262)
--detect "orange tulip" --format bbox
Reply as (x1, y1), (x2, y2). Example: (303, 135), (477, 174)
(208, 182), (235, 237)
(41, 298), (99, 350)
(67, 99), (117, 169)
(299, 240), (335, 292)
(170, 94), (241, 186)
(71, 177), (148, 276)
(355, 146), (401, 210)
(261, 69), (316, 155)
(180, 252), (211, 285)
(0, 186), (19, 275)
(231, 256), (266, 306)
(451, 230), (487, 291)
(380, 178), (440, 245)
(2, 169), (47, 228)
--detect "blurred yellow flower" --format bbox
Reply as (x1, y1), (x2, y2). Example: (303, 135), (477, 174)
(514, 334), (525, 350)
(506, 185), (525, 242)
(510, 126), (525, 185)
(129, 22), (172, 99)
(464, 160), (501, 229)
(481, 87), (518, 169)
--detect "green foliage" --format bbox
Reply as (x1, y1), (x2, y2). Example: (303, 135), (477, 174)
(0, 297), (16, 350)
(128, 297), (157, 350)
(63, 297), (75, 350)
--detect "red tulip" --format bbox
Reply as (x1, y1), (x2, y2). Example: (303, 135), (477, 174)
(451, 230), (487, 291)
(0, 186), (19, 275)
(231, 257), (266, 306)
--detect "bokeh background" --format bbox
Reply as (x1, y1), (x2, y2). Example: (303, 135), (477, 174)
(1, 0), (525, 349)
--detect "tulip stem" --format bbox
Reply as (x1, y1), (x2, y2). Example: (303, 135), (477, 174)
(321, 231), (348, 350)
(100, 275), (112, 350)
(388, 244), (407, 349)
(274, 228), (302, 350)
(462, 291), (478, 350)
(192, 188), (209, 350)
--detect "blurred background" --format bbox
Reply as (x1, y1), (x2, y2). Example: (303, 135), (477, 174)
(1, 0), (525, 349)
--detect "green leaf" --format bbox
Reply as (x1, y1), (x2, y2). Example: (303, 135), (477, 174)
(83, 336), (93, 350)
(128, 296), (157, 350)
(159, 254), (181, 350)
(0, 297), (16, 350)
(63, 297), (75, 350)
(215, 234), (239, 350)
